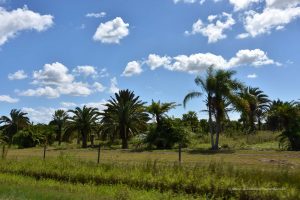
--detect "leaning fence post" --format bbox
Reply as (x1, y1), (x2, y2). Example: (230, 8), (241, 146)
(97, 144), (101, 164)
(178, 143), (182, 164)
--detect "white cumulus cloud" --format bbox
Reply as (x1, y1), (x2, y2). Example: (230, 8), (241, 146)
(73, 65), (98, 77)
(186, 12), (235, 43)
(109, 77), (119, 94)
(146, 54), (172, 70)
(8, 70), (28, 80)
(93, 82), (106, 92)
(19, 86), (60, 98)
(0, 6), (53, 46)
(229, 0), (261, 11)
(93, 17), (129, 44)
(266, 0), (300, 9)
(33, 62), (74, 86)
(228, 49), (280, 67)
(0, 95), (19, 103)
(241, 7), (300, 38)
(247, 73), (257, 78)
(22, 107), (57, 124)
(122, 61), (142, 77)
(143, 49), (279, 74)
(19, 62), (106, 98)
(238, 1), (300, 38)
(60, 102), (77, 107)
(86, 12), (106, 18)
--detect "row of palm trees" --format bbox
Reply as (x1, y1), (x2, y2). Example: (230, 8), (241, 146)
(1, 67), (299, 150)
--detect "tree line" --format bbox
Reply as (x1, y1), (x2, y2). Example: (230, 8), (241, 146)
(1, 67), (300, 150)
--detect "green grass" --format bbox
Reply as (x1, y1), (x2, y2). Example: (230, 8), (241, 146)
(0, 155), (299, 199)
(0, 173), (196, 200)
(1, 131), (299, 199)
(191, 131), (280, 150)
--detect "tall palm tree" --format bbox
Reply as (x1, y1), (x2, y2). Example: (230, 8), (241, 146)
(101, 89), (149, 149)
(147, 100), (177, 129)
(238, 87), (270, 132)
(184, 67), (215, 149)
(49, 109), (68, 145)
(184, 66), (243, 150)
(67, 106), (100, 148)
(0, 109), (30, 145)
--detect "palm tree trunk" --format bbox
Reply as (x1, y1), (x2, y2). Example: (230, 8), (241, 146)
(58, 125), (62, 146)
(214, 116), (221, 150)
(81, 130), (87, 148)
(156, 115), (161, 130)
(208, 95), (215, 149)
(120, 125), (128, 149)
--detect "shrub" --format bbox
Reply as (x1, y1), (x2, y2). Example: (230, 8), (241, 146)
(145, 118), (191, 149)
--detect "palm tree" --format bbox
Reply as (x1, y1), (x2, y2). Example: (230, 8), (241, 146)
(101, 89), (149, 149)
(147, 100), (177, 129)
(0, 109), (30, 145)
(67, 106), (100, 148)
(238, 87), (270, 132)
(184, 66), (243, 150)
(49, 110), (68, 145)
(184, 67), (215, 149)
(267, 101), (300, 150)
(266, 100), (286, 131)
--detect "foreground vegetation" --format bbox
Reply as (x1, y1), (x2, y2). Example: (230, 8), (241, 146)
(0, 155), (299, 199)
(0, 173), (196, 200)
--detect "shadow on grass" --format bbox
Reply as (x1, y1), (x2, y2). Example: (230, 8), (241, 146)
(187, 148), (236, 155)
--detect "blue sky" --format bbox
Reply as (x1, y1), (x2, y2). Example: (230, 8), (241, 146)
(0, 0), (300, 123)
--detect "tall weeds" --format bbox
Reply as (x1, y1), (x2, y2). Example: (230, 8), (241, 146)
(0, 155), (298, 199)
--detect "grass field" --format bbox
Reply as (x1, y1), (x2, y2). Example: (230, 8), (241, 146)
(0, 173), (198, 200)
(5, 144), (300, 168)
(1, 146), (300, 199)
(1, 131), (300, 200)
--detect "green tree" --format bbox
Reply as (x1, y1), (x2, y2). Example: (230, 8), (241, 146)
(0, 109), (30, 146)
(49, 110), (68, 145)
(238, 87), (270, 132)
(67, 106), (100, 148)
(101, 89), (149, 149)
(147, 100), (177, 130)
(266, 100), (285, 131)
(13, 124), (55, 148)
(182, 111), (199, 133)
(267, 101), (300, 150)
(184, 67), (243, 150)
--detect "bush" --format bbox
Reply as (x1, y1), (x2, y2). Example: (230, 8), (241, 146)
(13, 130), (39, 148)
(145, 118), (191, 149)
(13, 124), (56, 148)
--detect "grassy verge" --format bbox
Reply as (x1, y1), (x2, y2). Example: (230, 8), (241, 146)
(0, 155), (299, 199)
(0, 173), (196, 200)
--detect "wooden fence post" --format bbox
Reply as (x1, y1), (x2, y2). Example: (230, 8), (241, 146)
(97, 144), (101, 164)
(43, 144), (46, 160)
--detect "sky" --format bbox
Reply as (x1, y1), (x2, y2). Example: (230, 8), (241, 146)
(0, 0), (300, 123)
